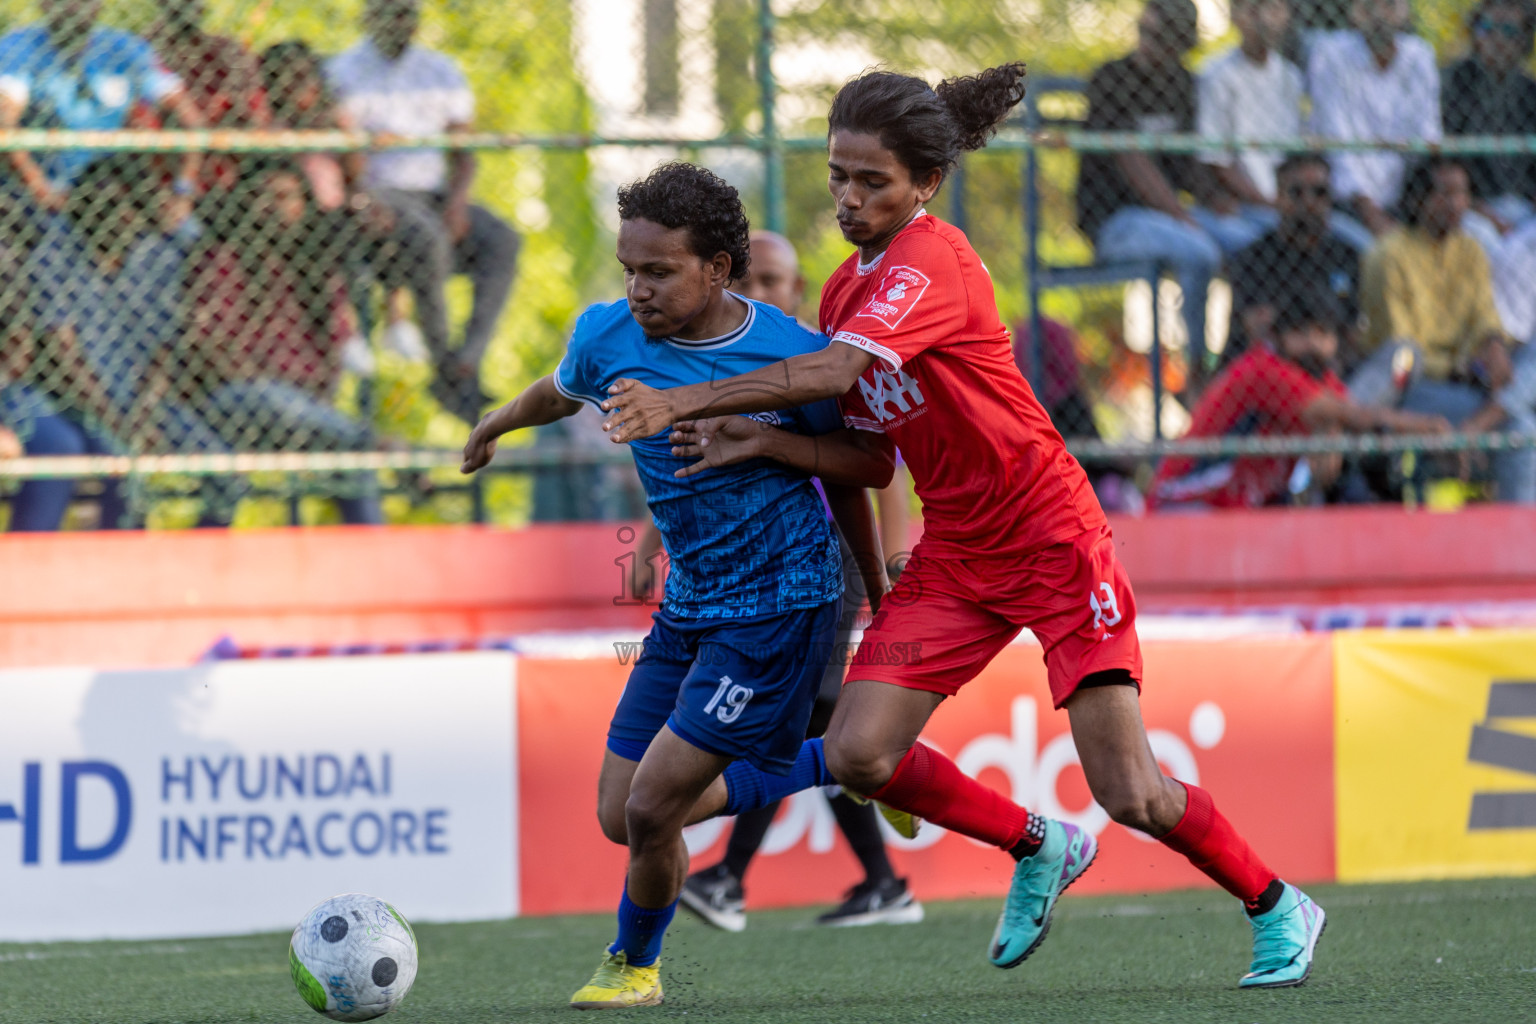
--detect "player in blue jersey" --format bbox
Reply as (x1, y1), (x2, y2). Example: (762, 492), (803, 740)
(460, 163), (893, 1010)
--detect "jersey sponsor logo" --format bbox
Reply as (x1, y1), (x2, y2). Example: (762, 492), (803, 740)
(856, 367), (926, 424)
(855, 265), (931, 330)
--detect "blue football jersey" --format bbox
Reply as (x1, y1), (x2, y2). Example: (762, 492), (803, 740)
(555, 296), (843, 620)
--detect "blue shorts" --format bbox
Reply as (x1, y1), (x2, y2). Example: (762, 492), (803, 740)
(606, 601), (840, 775)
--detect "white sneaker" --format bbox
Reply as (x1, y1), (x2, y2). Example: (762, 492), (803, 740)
(340, 334), (377, 377)
(382, 320), (430, 363)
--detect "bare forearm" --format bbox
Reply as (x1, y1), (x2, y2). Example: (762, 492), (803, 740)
(756, 427), (894, 489)
(824, 483), (888, 614)
(8, 151), (50, 197)
(481, 375), (580, 436)
(1212, 164), (1268, 207)
(667, 346), (870, 421)
(1306, 394), (1450, 434)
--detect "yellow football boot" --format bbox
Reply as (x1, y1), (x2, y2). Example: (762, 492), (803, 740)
(569, 951), (664, 1010)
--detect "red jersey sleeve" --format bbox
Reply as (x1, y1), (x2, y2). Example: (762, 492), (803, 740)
(827, 229), (967, 374)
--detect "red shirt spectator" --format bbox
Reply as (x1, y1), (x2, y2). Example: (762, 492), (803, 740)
(1152, 343), (1348, 508)
(185, 165), (350, 396)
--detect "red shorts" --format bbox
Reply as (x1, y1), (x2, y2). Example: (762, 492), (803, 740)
(849, 525), (1143, 708)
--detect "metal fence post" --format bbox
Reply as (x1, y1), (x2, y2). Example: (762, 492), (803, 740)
(1024, 134), (1045, 392)
(757, 0), (785, 233)
(947, 156), (967, 236)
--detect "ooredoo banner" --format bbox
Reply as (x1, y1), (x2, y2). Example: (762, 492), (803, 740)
(516, 635), (1336, 915)
(0, 654), (518, 941)
(1335, 630), (1536, 882)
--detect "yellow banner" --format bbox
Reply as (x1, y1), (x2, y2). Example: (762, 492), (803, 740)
(1335, 630), (1536, 882)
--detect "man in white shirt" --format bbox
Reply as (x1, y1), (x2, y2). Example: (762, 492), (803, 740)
(327, 0), (519, 424)
(1198, 0), (1373, 250)
(1306, 0), (1441, 236)
(1199, 0), (1303, 205)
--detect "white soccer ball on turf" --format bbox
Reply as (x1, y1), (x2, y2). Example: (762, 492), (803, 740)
(289, 893), (419, 1021)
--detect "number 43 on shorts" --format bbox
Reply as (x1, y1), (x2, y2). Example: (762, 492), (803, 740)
(704, 675), (755, 723)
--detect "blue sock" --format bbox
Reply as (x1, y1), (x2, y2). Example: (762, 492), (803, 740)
(720, 738), (832, 817)
(607, 884), (676, 968)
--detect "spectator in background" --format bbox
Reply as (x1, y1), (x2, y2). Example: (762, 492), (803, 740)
(1198, 0), (1374, 252)
(0, 0), (205, 251)
(0, 387), (118, 531)
(1195, 0), (1294, 236)
(1443, 0), (1536, 234)
(1226, 153), (1362, 368)
(1442, 0), (1536, 347)
(1152, 286), (1448, 509)
(147, 0), (269, 195)
(19, 155), (238, 527)
(261, 42), (365, 211)
(0, 310), (115, 531)
(1357, 159), (1505, 384)
(1307, 0), (1440, 237)
(1352, 157), (1536, 502)
(326, 0), (521, 426)
(182, 160), (383, 524)
(1078, 0), (1225, 373)
(260, 39), (450, 379)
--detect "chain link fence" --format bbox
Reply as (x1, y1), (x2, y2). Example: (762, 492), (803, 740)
(1, 0), (1534, 528)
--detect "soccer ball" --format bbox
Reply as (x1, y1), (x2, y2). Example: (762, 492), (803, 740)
(289, 893), (419, 1021)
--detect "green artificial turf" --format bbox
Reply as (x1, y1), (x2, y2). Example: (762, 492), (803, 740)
(3, 878), (1534, 1023)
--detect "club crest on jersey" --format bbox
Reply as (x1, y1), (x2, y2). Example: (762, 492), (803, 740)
(857, 266), (931, 330)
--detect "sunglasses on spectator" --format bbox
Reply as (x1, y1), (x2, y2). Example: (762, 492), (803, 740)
(1475, 17), (1525, 39)
(1285, 184), (1331, 199)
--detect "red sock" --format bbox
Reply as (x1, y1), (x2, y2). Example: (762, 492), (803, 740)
(1160, 781), (1277, 903)
(870, 742), (1029, 850)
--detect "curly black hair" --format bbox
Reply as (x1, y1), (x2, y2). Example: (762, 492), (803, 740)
(616, 162), (751, 283)
(828, 63), (1027, 184)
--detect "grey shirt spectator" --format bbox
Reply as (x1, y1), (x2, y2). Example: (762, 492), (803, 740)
(325, 0), (519, 427)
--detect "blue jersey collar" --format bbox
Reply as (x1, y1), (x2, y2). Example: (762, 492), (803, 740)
(665, 293), (755, 351)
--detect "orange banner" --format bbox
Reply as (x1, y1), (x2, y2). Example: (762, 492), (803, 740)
(516, 635), (1336, 916)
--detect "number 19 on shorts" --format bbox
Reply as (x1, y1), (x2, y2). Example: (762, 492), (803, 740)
(704, 675), (755, 724)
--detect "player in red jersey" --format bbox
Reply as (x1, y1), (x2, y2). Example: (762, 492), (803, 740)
(602, 65), (1325, 989)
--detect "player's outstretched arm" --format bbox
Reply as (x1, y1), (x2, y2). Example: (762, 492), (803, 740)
(461, 375), (582, 474)
(670, 420), (894, 489)
(603, 344), (876, 443)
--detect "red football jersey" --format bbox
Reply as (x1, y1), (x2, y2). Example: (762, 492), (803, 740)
(821, 214), (1106, 559)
